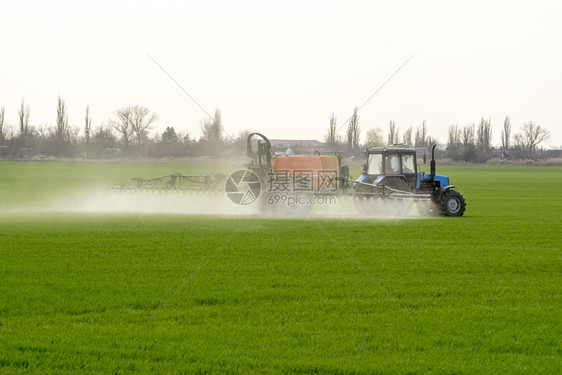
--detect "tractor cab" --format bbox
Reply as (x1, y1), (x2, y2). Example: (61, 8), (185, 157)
(357, 146), (418, 191)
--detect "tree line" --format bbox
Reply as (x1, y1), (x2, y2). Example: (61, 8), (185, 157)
(0, 98), (248, 159)
(325, 107), (552, 162)
(0, 98), (553, 161)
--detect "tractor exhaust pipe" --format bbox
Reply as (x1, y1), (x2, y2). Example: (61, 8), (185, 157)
(430, 145), (436, 178)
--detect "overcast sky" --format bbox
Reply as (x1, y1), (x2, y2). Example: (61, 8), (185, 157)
(1, 0), (561, 147)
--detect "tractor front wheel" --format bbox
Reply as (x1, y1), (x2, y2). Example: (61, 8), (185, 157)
(439, 190), (466, 216)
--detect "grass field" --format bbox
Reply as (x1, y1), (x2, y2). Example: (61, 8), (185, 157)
(0, 161), (560, 373)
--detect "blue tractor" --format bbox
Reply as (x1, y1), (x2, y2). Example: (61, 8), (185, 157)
(354, 145), (466, 216)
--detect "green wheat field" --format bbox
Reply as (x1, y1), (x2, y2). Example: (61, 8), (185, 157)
(0, 162), (560, 373)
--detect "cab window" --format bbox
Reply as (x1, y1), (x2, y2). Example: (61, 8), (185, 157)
(384, 154), (401, 174)
(401, 154), (415, 173)
(367, 153), (383, 175)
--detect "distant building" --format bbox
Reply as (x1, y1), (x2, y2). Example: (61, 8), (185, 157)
(269, 139), (324, 154)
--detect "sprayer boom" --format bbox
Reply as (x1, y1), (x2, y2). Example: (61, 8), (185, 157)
(113, 173), (226, 191)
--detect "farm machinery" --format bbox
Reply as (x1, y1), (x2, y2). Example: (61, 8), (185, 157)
(245, 133), (466, 216)
(114, 132), (466, 216)
(352, 142), (466, 216)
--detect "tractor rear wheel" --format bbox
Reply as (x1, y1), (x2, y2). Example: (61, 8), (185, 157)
(439, 190), (466, 216)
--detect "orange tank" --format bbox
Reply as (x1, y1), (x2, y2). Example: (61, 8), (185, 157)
(272, 155), (339, 190)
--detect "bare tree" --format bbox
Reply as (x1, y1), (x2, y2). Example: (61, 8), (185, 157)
(365, 128), (384, 148)
(18, 100), (30, 136)
(346, 107), (360, 152)
(352, 114), (361, 152)
(402, 126), (413, 147)
(201, 108), (224, 145)
(130, 106), (157, 145)
(501, 116), (511, 149)
(387, 120), (398, 145)
(325, 113), (339, 146)
(414, 120), (427, 148)
(514, 121), (550, 156)
(85, 106), (92, 158)
(200, 109), (224, 157)
(109, 105), (157, 156)
(461, 124), (475, 147)
(25, 107), (30, 135)
(56, 96), (69, 141)
(447, 124), (460, 150)
(0, 106), (5, 141)
(447, 124), (461, 160)
(461, 124), (475, 162)
(111, 107), (133, 147)
(476, 117), (492, 154)
(18, 101), (24, 136)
